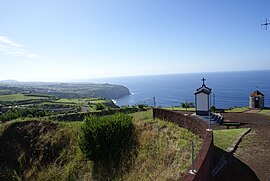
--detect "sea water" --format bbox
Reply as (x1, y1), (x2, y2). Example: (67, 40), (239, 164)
(91, 70), (270, 109)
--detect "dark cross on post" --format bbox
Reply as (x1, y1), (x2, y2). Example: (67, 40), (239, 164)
(201, 77), (206, 86)
(261, 18), (270, 30)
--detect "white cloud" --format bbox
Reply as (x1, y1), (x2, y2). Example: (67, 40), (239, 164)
(0, 35), (40, 59)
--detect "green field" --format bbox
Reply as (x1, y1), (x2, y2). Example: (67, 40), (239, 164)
(56, 98), (107, 105)
(55, 98), (82, 104)
(0, 93), (48, 102)
(0, 90), (10, 94)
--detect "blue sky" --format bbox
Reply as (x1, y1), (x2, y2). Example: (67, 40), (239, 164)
(1, 0), (270, 81)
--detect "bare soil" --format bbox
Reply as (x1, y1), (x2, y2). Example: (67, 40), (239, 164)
(213, 112), (270, 181)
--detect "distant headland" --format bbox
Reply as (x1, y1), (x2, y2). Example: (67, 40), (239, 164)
(0, 80), (131, 99)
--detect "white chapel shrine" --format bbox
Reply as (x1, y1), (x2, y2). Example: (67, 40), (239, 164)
(194, 78), (212, 116)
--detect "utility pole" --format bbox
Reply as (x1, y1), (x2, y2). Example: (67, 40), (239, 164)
(189, 141), (196, 175)
(213, 93), (216, 108)
(207, 94), (212, 131)
(185, 100), (188, 114)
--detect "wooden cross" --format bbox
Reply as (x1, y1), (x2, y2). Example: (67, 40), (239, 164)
(201, 77), (206, 86)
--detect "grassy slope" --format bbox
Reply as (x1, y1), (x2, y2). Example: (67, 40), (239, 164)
(0, 110), (202, 180)
(0, 119), (89, 181)
(125, 110), (202, 180)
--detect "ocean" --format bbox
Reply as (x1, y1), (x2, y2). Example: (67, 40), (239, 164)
(90, 70), (270, 109)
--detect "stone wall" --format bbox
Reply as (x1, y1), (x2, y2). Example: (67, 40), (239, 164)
(153, 108), (214, 181)
(50, 107), (141, 122)
(249, 96), (264, 109)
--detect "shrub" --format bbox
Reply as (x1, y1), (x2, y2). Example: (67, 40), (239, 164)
(211, 106), (216, 112)
(180, 102), (195, 108)
(79, 113), (138, 178)
(137, 104), (147, 111)
(95, 103), (105, 110)
(0, 108), (51, 122)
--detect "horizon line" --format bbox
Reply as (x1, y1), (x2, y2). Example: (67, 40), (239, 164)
(1, 69), (270, 83)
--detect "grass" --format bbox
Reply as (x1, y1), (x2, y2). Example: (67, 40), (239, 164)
(56, 98), (83, 104)
(213, 128), (249, 151)
(225, 107), (249, 113)
(0, 93), (48, 102)
(55, 98), (109, 112)
(60, 121), (83, 129)
(126, 110), (202, 180)
(0, 119), (90, 180)
(165, 107), (196, 111)
(213, 128), (249, 160)
(234, 129), (257, 156)
(0, 110), (203, 180)
(0, 90), (10, 93)
(56, 98), (107, 105)
(259, 109), (270, 115)
(89, 99), (107, 104)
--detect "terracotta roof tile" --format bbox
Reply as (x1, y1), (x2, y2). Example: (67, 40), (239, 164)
(250, 90), (264, 97)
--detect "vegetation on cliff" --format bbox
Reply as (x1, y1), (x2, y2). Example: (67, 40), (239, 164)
(0, 81), (131, 99)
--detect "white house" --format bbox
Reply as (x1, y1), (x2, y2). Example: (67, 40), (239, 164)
(194, 78), (212, 116)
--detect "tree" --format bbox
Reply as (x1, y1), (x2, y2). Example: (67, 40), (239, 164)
(181, 102), (194, 108)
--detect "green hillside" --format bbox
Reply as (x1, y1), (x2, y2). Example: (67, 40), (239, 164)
(0, 110), (202, 180)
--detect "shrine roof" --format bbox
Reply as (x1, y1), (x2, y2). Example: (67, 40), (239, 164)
(195, 85), (212, 95)
(250, 90), (264, 97)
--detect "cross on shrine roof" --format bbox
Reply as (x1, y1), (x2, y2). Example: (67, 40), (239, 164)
(194, 77), (212, 95)
(201, 77), (206, 86)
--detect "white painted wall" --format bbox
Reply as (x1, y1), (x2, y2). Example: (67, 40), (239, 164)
(196, 93), (209, 111)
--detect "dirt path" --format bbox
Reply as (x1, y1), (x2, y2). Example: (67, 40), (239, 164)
(217, 113), (270, 181)
(244, 109), (261, 114)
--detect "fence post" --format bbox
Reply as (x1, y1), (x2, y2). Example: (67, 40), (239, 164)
(189, 141), (197, 175)
(153, 97), (156, 108)
(206, 110), (212, 131)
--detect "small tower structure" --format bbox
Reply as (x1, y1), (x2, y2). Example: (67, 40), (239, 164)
(249, 90), (264, 109)
(194, 78), (212, 116)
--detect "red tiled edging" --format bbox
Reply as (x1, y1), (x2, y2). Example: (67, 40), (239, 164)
(153, 108), (214, 181)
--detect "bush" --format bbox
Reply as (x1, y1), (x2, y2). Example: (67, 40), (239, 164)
(95, 103), (105, 110)
(137, 104), (147, 111)
(79, 113), (138, 178)
(211, 106), (216, 112)
(181, 102), (195, 108)
(0, 108), (51, 122)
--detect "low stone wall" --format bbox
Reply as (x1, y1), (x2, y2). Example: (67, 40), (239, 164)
(153, 108), (214, 181)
